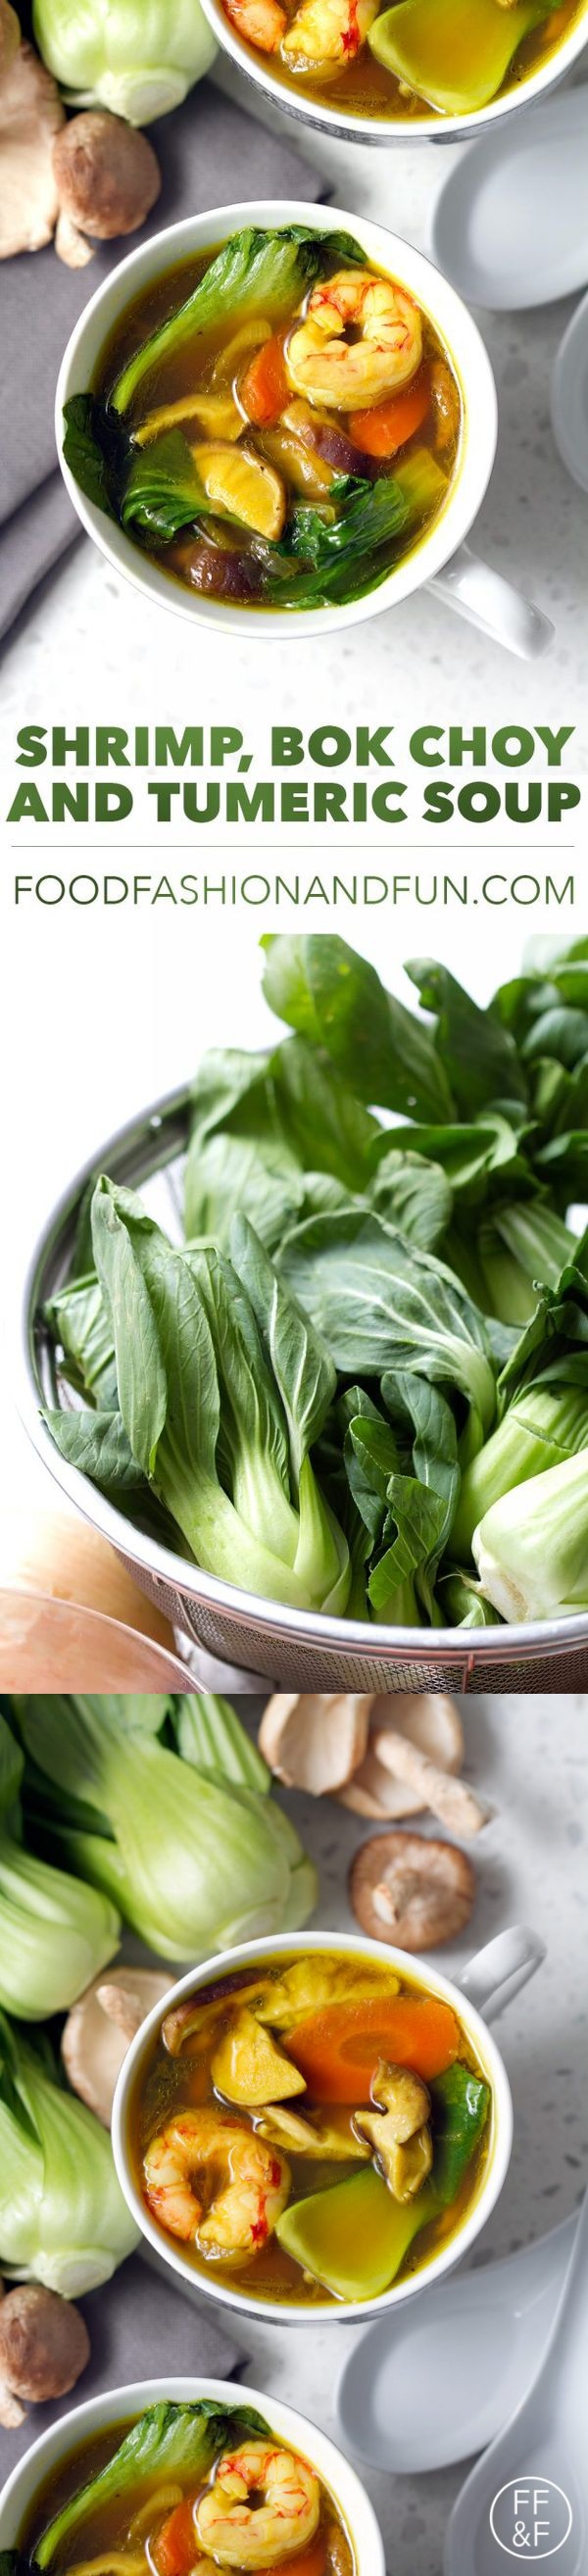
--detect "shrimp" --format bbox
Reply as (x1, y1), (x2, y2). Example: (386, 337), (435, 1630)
(282, 0), (377, 68)
(223, 0), (286, 51)
(195, 2441), (320, 2570)
(143, 2109), (290, 2262)
(286, 270), (422, 412)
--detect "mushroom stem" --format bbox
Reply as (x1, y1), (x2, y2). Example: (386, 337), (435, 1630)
(96, 1981), (152, 2041)
(0, 2376), (26, 2428)
(371, 1730), (491, 1838)
(372, 1871), (423, 1925)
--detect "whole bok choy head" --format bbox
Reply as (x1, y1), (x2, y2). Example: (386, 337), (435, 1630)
(0, 1708), (120, 2018)
(0, 2010), (137, 2294)
(86, 1176), (350, 1614)
(19, 1693), (317, 1959)
(32, 0), (216, 124)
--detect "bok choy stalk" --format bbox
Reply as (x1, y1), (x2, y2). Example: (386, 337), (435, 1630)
(32, 0), (216, 127)
(472, 1447), (588, 1622)
(89, 1176), (350, 1614)
(20, 1695), (317, 1959)
(0, 2012), (137, 2294)
(0, 1709), (120, 2019)
(470, 1201), (579, 1328)
(452, 1381), (588, 1562)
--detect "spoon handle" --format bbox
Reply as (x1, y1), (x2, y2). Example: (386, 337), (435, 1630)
(460, 1925), (546, 2025)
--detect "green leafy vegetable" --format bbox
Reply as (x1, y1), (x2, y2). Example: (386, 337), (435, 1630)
(110, 226), (366, 415)
(40, 931), (588, 1635)
(279, 1208), (496, 1442)
(33, 0), (215, 123)
(452, 1381), (588, 1561)
(121, 431), (212, 540)
(473, 1447), (588, 1622)
(262, 931), (454, 1123)
(429, 2062), (491, 2204)
(89, 1176), (349, 1612)
(35, 2402), (271, 2569)
(62, 395), (128, 521)
(0, 2009), (137, 2294)
(20, 1694), (317, 1960)
(172, 1690), (270, 1795)
(0, 1711), (120, 2020)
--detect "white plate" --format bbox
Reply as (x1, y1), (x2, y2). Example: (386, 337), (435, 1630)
(430, 90), (588, 311)
(552, 289), (588, 489)
(334, 2216), (577, 2475)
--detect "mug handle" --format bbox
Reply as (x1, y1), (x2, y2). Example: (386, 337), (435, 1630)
(459, 1924), (546, 2025)
(428, 541), (554, 660)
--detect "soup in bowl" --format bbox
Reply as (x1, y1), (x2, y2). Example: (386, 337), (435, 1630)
(113, 1932), (514, 2323)
(56, 203), (549, 656)
(0, 2380), (384, 2576)
(200, 0), (587, 142)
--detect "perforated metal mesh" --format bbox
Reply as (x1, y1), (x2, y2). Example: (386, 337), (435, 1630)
(119, 1550), (588, 1693)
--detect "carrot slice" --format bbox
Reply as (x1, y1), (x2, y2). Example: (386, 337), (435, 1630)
(275, 2540), (328, 2576)
(239, 330), (290, 426)
(287, 1995), (461, 2103)
(349, 373), (430, 459)
(152, 2500), (197, 2576)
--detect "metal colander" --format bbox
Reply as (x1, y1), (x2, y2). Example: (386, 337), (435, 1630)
(19, 1082), (588, 1693)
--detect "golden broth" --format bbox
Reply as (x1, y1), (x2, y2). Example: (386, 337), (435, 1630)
(220, 0), (585, 124)
(90, 234), (462, 614)
(22, 2414), (356, 2576)
(130, 1950), (493, 2308)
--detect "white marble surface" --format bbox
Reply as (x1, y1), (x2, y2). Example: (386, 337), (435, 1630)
(227, 1693), (588, 2575)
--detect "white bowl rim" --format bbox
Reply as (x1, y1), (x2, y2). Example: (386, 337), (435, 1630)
(112, 1928), (513, 2328)
(197, 3), (588, 144)
(55, 196), (498, 641)
(0, 2373), (385, 2574)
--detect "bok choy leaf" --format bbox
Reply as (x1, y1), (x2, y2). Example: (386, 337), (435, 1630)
(279, 1208), (496, 1444)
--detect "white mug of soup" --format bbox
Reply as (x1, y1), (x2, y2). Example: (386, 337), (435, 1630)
(56, 201), (552, 660)
(112, 1924), (545, 2328)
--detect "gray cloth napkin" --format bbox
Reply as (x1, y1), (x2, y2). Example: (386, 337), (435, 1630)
(0, 77), (322, 644)
(0, 2249), (248, 2475)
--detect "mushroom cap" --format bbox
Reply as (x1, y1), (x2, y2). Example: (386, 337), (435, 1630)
(52, 111), (161, 240)
(62, 1965), (172, 2125)
(340, 1694), (464, 1820)
(259, 1693), (373, 1796)
(350, 1830), (476, 1952)
(0, 2286), (89, 2401)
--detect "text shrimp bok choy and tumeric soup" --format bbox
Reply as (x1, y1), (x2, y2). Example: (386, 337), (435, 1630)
(17, 2398), (356, 2576)
(131, 1950), (493, 2306)
(62, 224), (462, 613)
